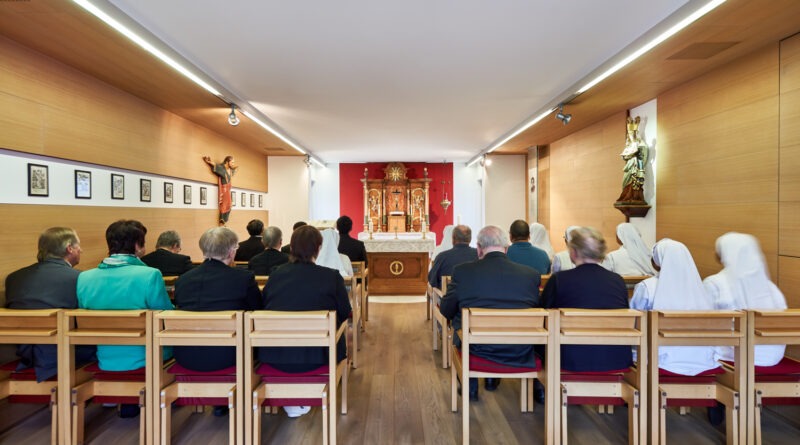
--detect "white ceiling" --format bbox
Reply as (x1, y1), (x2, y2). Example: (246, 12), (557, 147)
(108, 0), (690, 163)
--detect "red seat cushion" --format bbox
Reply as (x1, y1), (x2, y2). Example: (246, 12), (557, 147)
(84, 363), (146, 381)
(561, 368), (632, 405)
(253, 363), (329, 406)
(163, 363), (237, 405)
(658, 367), (725, 407)
(454, 350), (542, 373)
(1, 360), (55, 403)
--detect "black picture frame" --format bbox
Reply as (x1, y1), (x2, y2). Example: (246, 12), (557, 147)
(231, 191), (236, 207)
(164, 182), (174, 203)
(183, 185), (192, 204)
(250, 193), (255, 207)
(200, 187), (207, 205)
(140, 179), (151, 202)
(258, 194), (263, 208)
(111, 174), (125, 200)
(75, 170), (91, 199)
(28, 163), (49, 197)
(241, 191), (246, 207)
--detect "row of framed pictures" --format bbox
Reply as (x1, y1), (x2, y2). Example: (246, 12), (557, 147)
(27, 163), (263, 208)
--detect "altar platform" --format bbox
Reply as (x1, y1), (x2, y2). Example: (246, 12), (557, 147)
(356, 233), (435, 295)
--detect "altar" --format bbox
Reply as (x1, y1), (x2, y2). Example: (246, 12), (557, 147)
(361, 237), (435, 295)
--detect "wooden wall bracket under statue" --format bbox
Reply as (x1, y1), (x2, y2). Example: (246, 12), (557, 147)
(613, 202), (651, 221)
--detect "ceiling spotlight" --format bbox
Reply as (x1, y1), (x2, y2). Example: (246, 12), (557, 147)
(555, 104), (572, 125)
(227, 104), (240, 126)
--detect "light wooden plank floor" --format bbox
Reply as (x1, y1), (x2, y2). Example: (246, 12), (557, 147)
(1, 300), (799, 444)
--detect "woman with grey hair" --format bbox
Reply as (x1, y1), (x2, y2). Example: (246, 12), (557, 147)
(541, 227), (632, 372)
(551, 225), (580, 272)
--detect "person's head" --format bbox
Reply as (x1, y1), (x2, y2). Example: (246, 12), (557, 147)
(106, 220), (147, 257)
(336, 216), (353, 235)
(509, 219), (530, 242)
(223, 156), (236, 168)
(563, 225), (581, 246)
(155, 230), (182, 253)
(246, 219), (264, 237)
(37, 227), (81, 266)
(475, 225), (509, 258)
(292, 221), (307, 231)
(567, 227), (607, 265)
(263, 226), (283, 250)
(199, 227), (239, 265)
(452, 225), (472, 245)
(290, 225), (323, 264)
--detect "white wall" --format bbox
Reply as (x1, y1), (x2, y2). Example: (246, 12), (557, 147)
(309, 161), (340, 221)
(629, 98), (657, 248)
(266, 156), (310, 239)
(0, 148), (266, 211)
(453, 162), (483, 244)
(484, 154), (526, 232)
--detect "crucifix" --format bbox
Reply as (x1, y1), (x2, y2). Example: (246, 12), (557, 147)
(391, 189), (402, 210)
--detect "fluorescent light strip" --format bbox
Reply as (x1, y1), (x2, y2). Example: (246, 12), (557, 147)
(72, 0), (221, 96)
(576, 0), (726, 94)
(467, 108), (554, 166)
(241, 110), (310, 156)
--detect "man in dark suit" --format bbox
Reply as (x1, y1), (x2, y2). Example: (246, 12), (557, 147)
(174, 227), (261, 416)
(541, 226), (631, 372)
(427, 224), (478, 288)
(234, 219), (266, 261)
(5, 227), (95, 381)
(336, 215), (368, 266)
(249, 226), (289, 275)
(280, 221), (307, 255)
(140, 230), (193, 276)
(440, 225), (540, 400)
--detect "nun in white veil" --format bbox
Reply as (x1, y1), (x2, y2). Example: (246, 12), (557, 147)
(431, 225), (455, 261)
(317, 228), (353, 277)
(552, 226), (580, 273)
(530, 223), (555, 259)
(704, 232), (787, 366)
(630, 239), (719, 375)
(603, 223), (656, 276)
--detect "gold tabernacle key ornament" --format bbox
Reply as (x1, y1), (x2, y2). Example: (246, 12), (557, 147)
(389, 260), (404, 276)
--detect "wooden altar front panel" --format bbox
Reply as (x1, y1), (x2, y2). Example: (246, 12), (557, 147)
(367, 252), (429, 295)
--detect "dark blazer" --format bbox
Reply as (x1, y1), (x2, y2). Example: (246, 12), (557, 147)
(338, 233), (368, 266)
(173, 259), (261, 371)
(5, 258), (95, 381)
(248, 248), (289, 275)
(235, 236), (265, 261)
(507, 241), (551, 275)
(541, 263), (632, 372)
(140, 248), (193, 276)
(427, 243), (478, 288)
(440, 251), (540, 367)
(280, 245), (291, 255)
(259, 262), (352, 372)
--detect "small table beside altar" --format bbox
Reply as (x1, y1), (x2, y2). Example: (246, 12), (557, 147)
(358, 232), (435, 295)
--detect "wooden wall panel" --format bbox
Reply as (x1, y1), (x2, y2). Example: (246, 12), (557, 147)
(0, 204), (268, 301)
(780, 34), (800, 257)
(657, 43), (780, 279)
(0, 36), (267, 191)
(537, 145), (550, 230)
(778, 256), (800, 309)
(547, 112), (627, 251)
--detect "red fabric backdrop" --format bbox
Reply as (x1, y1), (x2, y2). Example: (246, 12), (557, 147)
(339, 163), (453, 242)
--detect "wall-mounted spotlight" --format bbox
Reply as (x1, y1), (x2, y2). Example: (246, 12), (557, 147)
(227, 104), (240, 126)
(555, 104), (572, 125)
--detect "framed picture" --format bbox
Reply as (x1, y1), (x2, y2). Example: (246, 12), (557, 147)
(231, 191), (236, 207)
(241, 192), (246, 207)
(164, 182), (174, 203)
(250, 193), (255, 207)
(183, 185), (192, 204)
(28, 163), (49, 197)
(74, 170), (91, 199)
(200, 187), (207, 205)
(111, 174), (125, 200)
(258, 194), (263, 208)
(140, 179), (151, 202)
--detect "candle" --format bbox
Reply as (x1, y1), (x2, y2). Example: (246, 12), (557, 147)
(457, 214), (461, 224)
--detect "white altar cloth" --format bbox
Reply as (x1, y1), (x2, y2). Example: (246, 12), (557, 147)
(357, 232), (436, 244)
(362, 238), (435, 254)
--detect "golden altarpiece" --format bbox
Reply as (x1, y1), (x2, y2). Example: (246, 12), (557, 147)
(361, 162), (431, 233)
